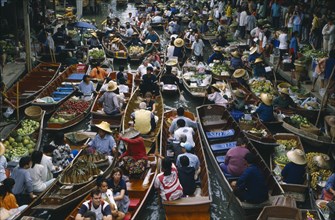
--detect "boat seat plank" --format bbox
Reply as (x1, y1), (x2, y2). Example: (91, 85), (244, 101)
(216, 156), (225, 163)
(124, 213), (132, 220)
(206, 129), (235, 139)
(67, 73), (85, 80)
(202, 119), (227, 126)
(211, 141), (237, 154)
(126, 179), (148, 192)
(129, 198), (141, 210)
(163, 196), (210, 206)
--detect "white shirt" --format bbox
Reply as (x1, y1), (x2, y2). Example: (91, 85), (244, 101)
(152, 16), (163, 23)
(191, 39), (205, 56)
(239, 11), (247, 26)
(118, 85), (129, 93)
(174, 127), (195, 147)
(41, 154), (56, 181)
(126, 28), (134, 37)
(137, 63), (153, 78)
(0, 155), (7, 182)
(278, 33), (288, 49)
(28, 164), (47, 192)
(167, 45), (175, 58)
(208, 92), (228, 106)
(101, 189), (117, 210)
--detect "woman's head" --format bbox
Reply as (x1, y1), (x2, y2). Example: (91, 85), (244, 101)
(162, 158), (172, 176)
(111, 167), (123, 181)
(83, 75), (91, 83)
(98, 179), (109, 193)
(54, 132), (65, 146)
(31, 151), (43, 167)
(0, 178), (15, 198)
(145, 92), (153, 101)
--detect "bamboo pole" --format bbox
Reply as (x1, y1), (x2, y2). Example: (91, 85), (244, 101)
(23, 0), (32, 71)
(16, 82), (19, 121)
(315, 65), (335, 126)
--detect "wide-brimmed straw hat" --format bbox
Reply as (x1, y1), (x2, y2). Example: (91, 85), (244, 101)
(174, 38), (184, 47)
(233, 69), (246, 78)
(213, 46), (221, 52)
(313, 155), (331, 169)
(107, 81), (118, 92)
(91, 32), (98, 38)
(280, 88), (290, 95)
(208, 16), (213, 21)
(211, 84), (223, 92)
(254, 58), (263, 64)
(112, 38), (121, 43)
(325, 116), (335, 127)
(234, 89), (245, 98)
(166, 59), (178, 66)
(0, 142), (5, 156)
(122, 127), (140, 139)
(250, 46), (257, 55)
(231, 51), (240, 58)
(132, 32), (139, 36)
(287, 149), (307, 165)
(212, 83), (226, 91)
(260, 93), (273, 106)
(95, 121), (113, 133)
(145, 39), (152, 44)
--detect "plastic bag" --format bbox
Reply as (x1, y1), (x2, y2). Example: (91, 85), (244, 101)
(3, 107), (14, 118)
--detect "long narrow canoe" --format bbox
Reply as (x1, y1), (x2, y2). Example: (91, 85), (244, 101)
(160, 110), (212, 220)
(5, 63), (61, 109)
(31, 64), (88, 115)
(270, 133), (308, 202)
(196, 104), (284, 219)
(122, 87), (164, 151)
(102, 36), (128, 60)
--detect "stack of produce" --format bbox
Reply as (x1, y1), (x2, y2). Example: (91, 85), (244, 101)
(306, 152), (332, 189)
(3, 130), (37, 160)
(249, 79), (275, 95)
(300, 45), (327, 59)
(60, 159), (101, 184)
(17, 119), (40, 136)
(209, 63), (230, 76)
(89, 48), (105, 60)
(0, 40), (17, 63)
(80, 151), (107, 163)
(129, 46), (144, 56)
(287, 115), (310, 128)
(49, 98), (90, 124)
(273, 139), (298, 166)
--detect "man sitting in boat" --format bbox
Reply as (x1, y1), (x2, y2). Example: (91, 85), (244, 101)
(125, 23), (134, 37)
(207, 84), (229, 107)
(281, 149), (306, 185)
(252, 58), (267, 78)
(116, 65), (127, 85)
(140, 66), (159, 96)
(78, 75), (96, 100)
(145, 27), (159, 44)
(169, 107), (197, 135)
(87, 32), (100, 48)
(254, 93), (275, 122)
(131, 102), (156, 135)
(273, 88), (297, 109)
(125, 32), (143, 47)
(160, 65), (179, 92)
(87, 121), (117, 157)
(219, 138), (250, 177)
(90, 64), (108, 81)
(231, 153), (269, 204)
(232, 89), (246, 111)
(111, 38), (121, 51)
(174, 119), (195, 147)
(232, 69), (250, 91)
(176, 142), (200, 178)
(137, 60), (153, 78)
(75, 189), (113, 220)
(117, 128), (148, 177)
(99, 81), (122, 116)
(248, 46), (260, 65)
(230, 51), (244, 70)
(177, 156), (197, 196)
(208, 47), (225, 64)
(143, 39), (156, 56)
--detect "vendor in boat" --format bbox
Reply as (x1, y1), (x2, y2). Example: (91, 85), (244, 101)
(78, 75), (96, 100)
(90, 64), (108, 81)
(232, 69), (250, 91)
(140, 66), (159, 96)
(220, 138), (250, 177)
(208, 47), (225, 64)
(231, 153), (269, 204)
(87, 121), (117, 156)
(145, 27), (159, 44)
(117, 128), (148, 177)
(212, 34), (229, 47)
(50, 132), (74, 169)
(169, 107), (197, 134)
(160, 65), (179, 90)
(154, 157), (184, 201)
(232, 89), (246, 111)
(75, 189), (113, 220)
(144, 92), (156, 113)
(131, 102), (156, 135)
(252, 58), (267, 78)
(173, 38), (185, 62)
(177, 156), (197, 196)
(99, 81), (122, 116)
(143, 39), (156, 56)
(111, 38), (121, 51)
(273, 88), (297, 109)
(207, 84), (229, 107)
(254, 93), (275, 122)
(247, 46), (260, 65)
(116, 65), (127, 85)
(281, 149), (306, 185)
(107, 168), (130, 213)
(98, 179), (125, 220)
(230, 51), (244, 70)
(125, 32), (143, 47)
(87, 32), (100, 47)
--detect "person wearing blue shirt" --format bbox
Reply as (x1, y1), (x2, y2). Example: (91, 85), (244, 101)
(208, 48), (225, 64)
(88, 121), (117, 156)
(248, 47), (260, 64)
(271, 0), (281, 29)
(252, 58), (266, 78)
(281, 149), (306, 184)
(169, 107), (197, 134)
(324, 50), (335, 80)
(232, 153), (268, 204)
(255, 93), (275, 122)
(230, 51), (243, 70)
(145, 29), (159, 43)
(289, 31), (299, 65)
(78, 75), (96, 98)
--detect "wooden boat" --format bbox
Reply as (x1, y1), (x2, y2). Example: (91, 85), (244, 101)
(90, 71), (135, 129)
(159, 110), (212, 219)
(3, 110), (45, 164)
(122, 87), (164, 151)
(32, 64), (88, 115)
(239, 117), (278, 148)
(257, 206), (302, 220)
(182, 61), (212, 98)
(196, 104), (284, 219)
(102, 36), (128, 60)
(279, 114), (335, 149)
(270, 133), (308, 202)
(116, 0), (128, 5)
(5, 63), (61, 109)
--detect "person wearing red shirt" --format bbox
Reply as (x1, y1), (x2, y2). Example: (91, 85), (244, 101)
(117, 128), (148, 177)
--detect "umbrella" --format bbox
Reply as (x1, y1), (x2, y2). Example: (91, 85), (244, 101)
(73, 21), (97, 30)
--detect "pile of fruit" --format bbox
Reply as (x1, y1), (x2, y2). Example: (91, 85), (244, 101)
(89, 48), (105, 60)
(247, 127), (267, 136)
(80, 151), (107, 163)
(249, 79), (275, 95)
(276, 139), (297, 150)
(49, 99), (90, 124)
(306, 152), (332, 189)
(273, 144), (290, 166)
(300, 45), (328, 59)
(3, 131), (36, 161)
(17, 119), (40, 136)
(210, 63), (230, 76)
(289, 115), (310, 128)
(129, 46), (144, 56)
(60, 159), (101, 184)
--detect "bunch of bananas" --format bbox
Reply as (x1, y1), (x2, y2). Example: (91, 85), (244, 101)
(306, 152), (332, 189)
(276, 139), (297, 150)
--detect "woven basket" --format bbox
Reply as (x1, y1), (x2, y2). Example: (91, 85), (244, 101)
(24, 106), (42, 120)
